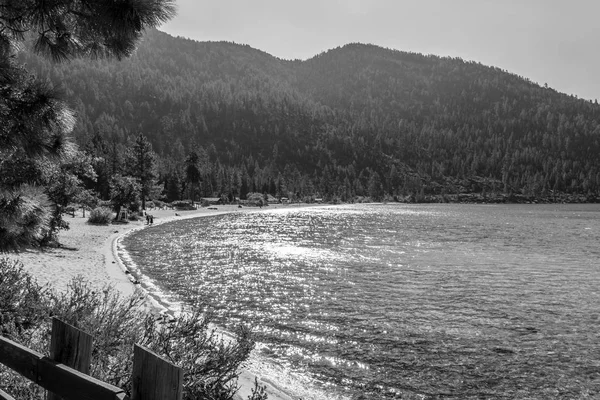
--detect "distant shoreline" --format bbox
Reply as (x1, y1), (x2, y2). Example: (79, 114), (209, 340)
(386, 192), (600, 204)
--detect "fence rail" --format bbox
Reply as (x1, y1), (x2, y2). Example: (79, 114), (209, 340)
(0, 387), (16, 400)
(0, 318), (182, 400)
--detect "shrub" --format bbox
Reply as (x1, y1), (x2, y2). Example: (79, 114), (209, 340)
(355, 196), (372, 204)
(153, 200), (165, 209)
(0, 260), (268, 400)
(127, 213), (140, 221)
(145, 201), (155, 209)
(172, 200), (195, 210)
(246, 193), (266, 207)
(0, 258), (49, 338)
(0, 258), (49, 399)
(48, 278), (147, 387)
(87, 207), (113, 225)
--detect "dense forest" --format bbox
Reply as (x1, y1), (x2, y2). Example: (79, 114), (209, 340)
(19, 28), (600, 204)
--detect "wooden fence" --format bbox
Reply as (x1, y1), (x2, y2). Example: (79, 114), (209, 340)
(0, 318), (182, 400)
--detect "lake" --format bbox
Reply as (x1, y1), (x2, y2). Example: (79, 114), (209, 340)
(120, 203), (600, 399)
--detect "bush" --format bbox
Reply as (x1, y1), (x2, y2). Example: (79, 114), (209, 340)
(0, 259), (267, 400)
(0, 258), (48, 338)
(127, 213), (140, 221)
(87, 207), (113, 225)
(171, 200), (195, 210)
(153, 200), (165, 209)
(246, 193), (266, 207)
(0, 259), (50, 399)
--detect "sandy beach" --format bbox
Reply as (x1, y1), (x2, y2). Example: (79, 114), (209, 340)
(6, 204), (301, 400)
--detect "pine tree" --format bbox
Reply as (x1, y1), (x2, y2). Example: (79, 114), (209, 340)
(0, 0), (175, 251)
(185, 151), (202, 203)
(165, 171), (182, 202)
(368, 171), (384, 201)
(126, 133), (157, 211)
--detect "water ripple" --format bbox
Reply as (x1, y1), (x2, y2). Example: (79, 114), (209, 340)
(122, 204), (600, 399)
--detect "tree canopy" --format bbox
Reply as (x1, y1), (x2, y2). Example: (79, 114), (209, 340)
(0, 0), (175, 251)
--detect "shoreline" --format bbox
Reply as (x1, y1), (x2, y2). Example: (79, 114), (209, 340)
(112, 205), (262, 315)
(6, 203), (313, 400)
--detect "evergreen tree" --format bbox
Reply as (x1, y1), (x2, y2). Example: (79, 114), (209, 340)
(0, 0), (175, 251)
(84, 131), (112, 199)
(126, 133), (157, 211)
(184, 151), (202, 203)
(240, 173), (249, 200)
(165, 171), (182, 202)
(368, 171), (384, 201)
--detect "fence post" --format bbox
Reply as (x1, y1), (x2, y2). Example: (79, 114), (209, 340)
(131, 344), (183, 400)
(47, 317), (93, 400)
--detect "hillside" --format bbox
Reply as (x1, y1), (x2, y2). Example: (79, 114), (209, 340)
(19, 28), (600, 202)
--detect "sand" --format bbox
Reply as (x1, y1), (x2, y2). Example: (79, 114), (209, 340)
(5, 204), (303, 400)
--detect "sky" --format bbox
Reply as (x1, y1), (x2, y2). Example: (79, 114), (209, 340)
(160, 0), (600, 102)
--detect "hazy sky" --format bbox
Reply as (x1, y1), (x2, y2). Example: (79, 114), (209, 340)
(160, 0), (600, 101)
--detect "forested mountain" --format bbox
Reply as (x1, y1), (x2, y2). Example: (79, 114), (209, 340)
(19, 28), (600, 203)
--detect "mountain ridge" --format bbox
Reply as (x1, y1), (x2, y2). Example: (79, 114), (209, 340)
(18, 28), (600, 202)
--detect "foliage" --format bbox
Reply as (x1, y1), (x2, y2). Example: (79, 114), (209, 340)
(0, 258), (49, 338)
(152, 199), (166, 209)
(0, 260), (268, 400)
(0, 0), (176, 63)
(185, 151), (202, 202)
(109, 175), (141, 213)
(171, 200), (196, 210)
(138, 310), (259, 400)
(0, 50), (74, 250)
(0, 0), (176, 251)
(45, 150), (97, 209)
(0, 186), (52, 252)
(0, 258), (51, 398)
(43, 148), (97, 244)
(127, 212), (140, 221)
(246, 193), (266, 207)
(76, 188), (101, 217)
(87, 207), (113, 225)
(126, 133), (158, 210)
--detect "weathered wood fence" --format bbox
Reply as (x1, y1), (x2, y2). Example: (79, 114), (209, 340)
(0, 318), (182, 400)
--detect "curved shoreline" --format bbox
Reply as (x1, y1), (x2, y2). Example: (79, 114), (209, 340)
(112, 206), (268, 314)
(111, 205), (300, 400)
(7, 204), (306, 400)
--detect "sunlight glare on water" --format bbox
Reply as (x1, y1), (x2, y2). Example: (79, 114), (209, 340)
(121, 204), (600, 399)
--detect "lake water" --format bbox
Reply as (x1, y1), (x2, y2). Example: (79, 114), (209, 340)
(120, 204), (600, 399)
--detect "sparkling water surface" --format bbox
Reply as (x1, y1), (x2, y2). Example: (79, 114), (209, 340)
(121, 204), (600, 399)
